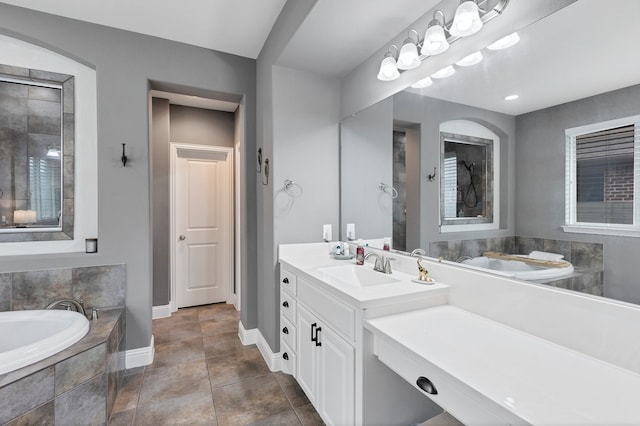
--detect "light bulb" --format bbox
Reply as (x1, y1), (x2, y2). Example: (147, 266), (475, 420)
(421, 23), (449, 56)
(377, 56), (400, 81)
(450, 1), (483, 37)
(397, 39), (421, 70)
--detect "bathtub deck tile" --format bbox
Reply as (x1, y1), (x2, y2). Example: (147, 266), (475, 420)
(55, 373), (107, 426)
(4, 400), (55, 426)
(0, 273), (10, 312)
(0, 367), (54, 424)
(55, 343), (106, 396)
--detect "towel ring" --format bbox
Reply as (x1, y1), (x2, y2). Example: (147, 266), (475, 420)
(378, 182), (398, 199)
(283, 179), (303, 198)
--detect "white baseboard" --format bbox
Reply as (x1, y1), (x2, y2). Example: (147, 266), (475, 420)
(125, 335), (155, 369)
(152, 304), (171, 319)
(238, 321), (281, 372)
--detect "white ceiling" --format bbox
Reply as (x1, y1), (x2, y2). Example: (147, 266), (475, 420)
(0, 0), (287, 59)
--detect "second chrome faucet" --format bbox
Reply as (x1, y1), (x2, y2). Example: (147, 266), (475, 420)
(364, 252), (393, 274)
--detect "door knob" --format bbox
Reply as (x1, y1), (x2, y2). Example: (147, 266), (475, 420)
(179, 235), (186, 240)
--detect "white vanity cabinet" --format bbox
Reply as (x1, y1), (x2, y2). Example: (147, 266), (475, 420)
(297, 301), (355, 426)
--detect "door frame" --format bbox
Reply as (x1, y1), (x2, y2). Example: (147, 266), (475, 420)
(169, 143), (235, 312)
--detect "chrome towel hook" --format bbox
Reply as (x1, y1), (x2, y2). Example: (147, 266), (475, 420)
(262, 158), (270, 186)
(378, 182), (398, 199)
(257, 148), (262, 173)
(283, 179), (303, 198)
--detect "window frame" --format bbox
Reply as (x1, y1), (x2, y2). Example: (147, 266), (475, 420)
(564, 115), (640, 237)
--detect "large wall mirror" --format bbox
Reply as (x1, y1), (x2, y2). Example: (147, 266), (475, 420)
(0, 65), (74, 242)
(339, 1), (640, 303)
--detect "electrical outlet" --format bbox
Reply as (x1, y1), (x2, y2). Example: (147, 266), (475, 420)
(346, 223), (355, 240)
(323, 224), (332, 242)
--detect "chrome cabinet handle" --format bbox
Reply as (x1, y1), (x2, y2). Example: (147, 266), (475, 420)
(179, 235), (186, 240)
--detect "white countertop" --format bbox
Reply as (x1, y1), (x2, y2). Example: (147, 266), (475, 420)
(366, 305), (640, 425)
(279, 243), (449, 309)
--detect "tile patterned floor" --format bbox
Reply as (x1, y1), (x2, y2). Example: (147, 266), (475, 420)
(108, 303), (323, 426)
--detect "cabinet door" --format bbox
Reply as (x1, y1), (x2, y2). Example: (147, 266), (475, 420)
(296, 305), (319, 403)
(318, 325), (355, 426)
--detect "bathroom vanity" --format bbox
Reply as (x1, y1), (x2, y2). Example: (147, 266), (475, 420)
(278, 242), (640, 425)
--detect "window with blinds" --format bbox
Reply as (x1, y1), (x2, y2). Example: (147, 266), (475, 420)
(566, 117), (640, 232)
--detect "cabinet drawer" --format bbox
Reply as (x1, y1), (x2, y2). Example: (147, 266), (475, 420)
(280, 340), (296, 376)
(280, 291), (297, 323)
(298, 277), (356, 342)
(280, 313), (297, 350)
(280, 267), (298, 296)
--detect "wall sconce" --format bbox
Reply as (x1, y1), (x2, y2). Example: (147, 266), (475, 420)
(450, 0), (483, 37)
(397, 30), (421, 70)
(376, 0), (509, 82)
(421, 11), (449, 56)
(377, 45), (400, 81)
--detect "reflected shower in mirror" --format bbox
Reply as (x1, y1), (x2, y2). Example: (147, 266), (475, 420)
(0, 65), (74, 241)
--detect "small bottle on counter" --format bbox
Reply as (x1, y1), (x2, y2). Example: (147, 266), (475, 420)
(356, 239), (365, 265)
(383, 237), (390, 251)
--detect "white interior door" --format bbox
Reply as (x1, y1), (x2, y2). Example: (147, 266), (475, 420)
(173, 145), (232, 308)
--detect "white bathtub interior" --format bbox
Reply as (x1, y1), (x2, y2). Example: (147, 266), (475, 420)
(462, 252), (575, 280)
(0, 310), (90, 375)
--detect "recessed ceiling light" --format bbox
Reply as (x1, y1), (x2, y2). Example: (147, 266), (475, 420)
(487, 32), (520, 50)
(504, 94), (519, 101)
(431, 65), (455, 79)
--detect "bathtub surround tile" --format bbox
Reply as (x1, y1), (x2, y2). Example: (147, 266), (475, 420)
(0, 367), (54, 424)
(138, 359), (210, 406)
(211, 374), (291, 425)
(462, 239), (489, 258)
(516, 236), (544, 255)
(0, 273), (10, 311)
(149, 337), (205, 369)
(55, 373), (107, 426)
(135, 391), (217, 425)
(4, 401), (55, 426)
(207, 347), (271, 388)
(571, 241), (604, 269)
(72, 264), (126, 309)
(55, 343), (106, 395)
(11, 269), (72, 310)
(542, 239), (572, 262)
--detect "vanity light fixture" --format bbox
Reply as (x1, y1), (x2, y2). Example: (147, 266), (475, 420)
(431, 65), (456, 79)
(504, 94), (519, 101)
(421, 11), (449, 56)
(411, 76), (433, 88)
(487, 32), (520, 50)
(455, 51), (483, 66)
(397, 30), (421, 70)
(377, 45), (401, 81)
(449, 0), (483, 37)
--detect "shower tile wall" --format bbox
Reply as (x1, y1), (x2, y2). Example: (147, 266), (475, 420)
(0, 263), (125, 312)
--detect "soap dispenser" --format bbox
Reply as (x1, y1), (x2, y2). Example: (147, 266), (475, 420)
(356, 239), (365, 265)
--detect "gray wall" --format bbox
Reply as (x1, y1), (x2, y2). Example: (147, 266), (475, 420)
(0, 4), (257, 350)
(151, 102), (236, 306)
(169, 105), (235, 147)
(341, 97), (394, 241)
(515, 85), (640, 304)
(393, 92), (516, 248)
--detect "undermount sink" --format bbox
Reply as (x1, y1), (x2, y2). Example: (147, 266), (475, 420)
(317, 264), (401, 286)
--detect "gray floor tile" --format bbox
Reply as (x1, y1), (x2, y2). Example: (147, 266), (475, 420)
(203, 331), (249, 358)
(138, 360), (211, 406)
(246, 409), (301, 426)
(294, 404), (324, 425)
(108, 408), (135, 426)
(135, 391), (216, 426)
(112, 373), (143, 414)
(149, 337), (205, 369)
(207, 347), (271, 389)
(274, 372), (310, 408)
(200, 318), (239, 337)
(211, 375), (291, 426)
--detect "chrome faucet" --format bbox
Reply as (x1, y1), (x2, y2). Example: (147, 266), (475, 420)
(365, 252), (394, 274)
(455, 255), (473, 263)
(410, 248), (426, 257)
(45, 299), (86, 316)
